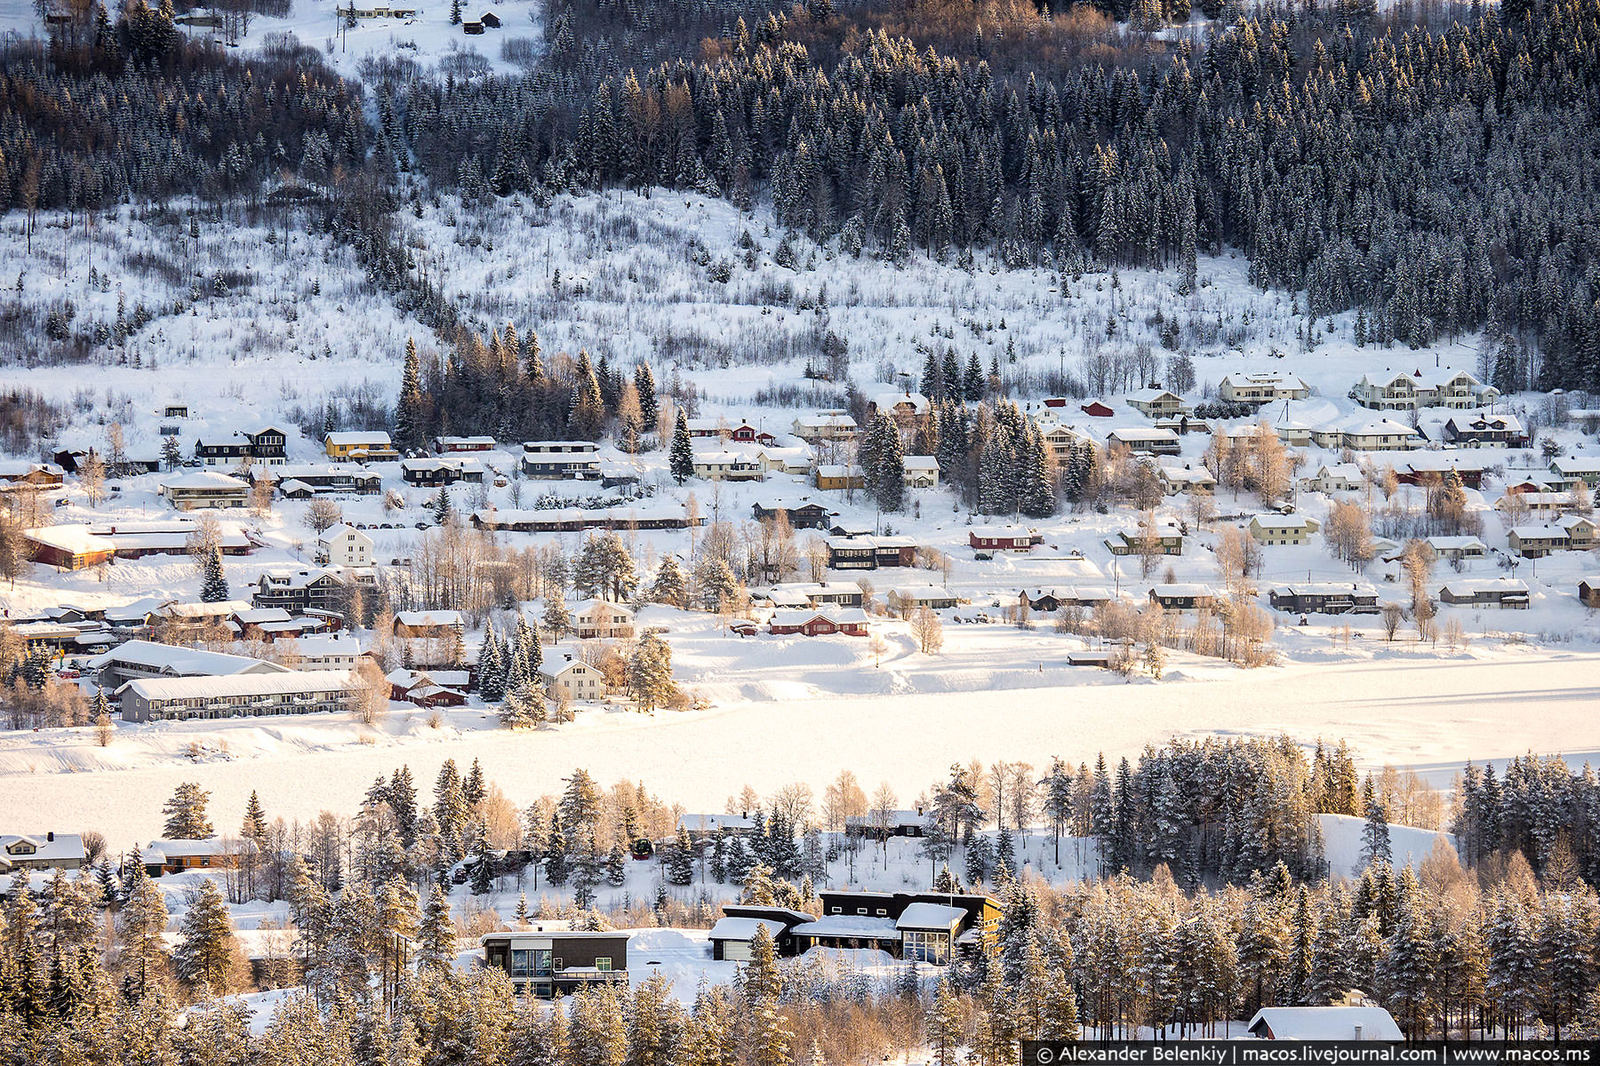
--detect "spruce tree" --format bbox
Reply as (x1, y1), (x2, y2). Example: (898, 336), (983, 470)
(199, 547), (229, 603)
(174, 878), (238, 997)
(670, 409), (695, 484)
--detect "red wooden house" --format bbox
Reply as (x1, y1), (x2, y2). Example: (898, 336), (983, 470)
(767, 609), (870, 637)
(969, 528), (1037, 553)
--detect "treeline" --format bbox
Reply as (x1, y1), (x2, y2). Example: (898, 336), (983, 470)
(1, 9), (366, 212)
(393, 0), (1600, 389)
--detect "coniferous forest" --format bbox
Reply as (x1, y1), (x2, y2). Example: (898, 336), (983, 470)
(1, 0), (1598, 387)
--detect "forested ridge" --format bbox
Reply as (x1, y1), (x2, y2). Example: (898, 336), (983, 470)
(2, 0), (1599, 386)
(391, 0), (1600, 389)
(0, 5), (365, 213)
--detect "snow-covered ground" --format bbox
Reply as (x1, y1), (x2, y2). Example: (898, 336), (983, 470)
(1, 186), (1597, 849)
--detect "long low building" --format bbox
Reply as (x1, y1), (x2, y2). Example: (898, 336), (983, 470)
(89, 639), (293, 691)
(25, 523), (256, 571)
(118, 671), (364, 723)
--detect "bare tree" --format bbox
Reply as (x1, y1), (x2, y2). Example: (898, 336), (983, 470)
(305, 498), (345, 534)
(910, 607), (944, 654)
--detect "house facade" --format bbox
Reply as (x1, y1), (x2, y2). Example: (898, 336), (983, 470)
(969, 527), (1036, 553)
(1349, 368), (1498, 411)
(1268, 584), (1381, 615)
(520, 441), (600, 480)
(1438, 579), (1531, 609)
(0, 833), (87, 873)
(481, 929), (629, 998)
(316, 524), (373, 567)
(1248, 514), (1320, 546)
(324, 432), (399, 462)
(1220, 372), (1310, 405)
(119, 671), (364, 723)
(569, 600), (635, 640)
(160, 472), (250, 510)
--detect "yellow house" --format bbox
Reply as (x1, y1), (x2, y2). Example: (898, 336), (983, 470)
(1248, 514), (1320, 546)
(325, 431), (399, 461)
(814, 464), (865, 491)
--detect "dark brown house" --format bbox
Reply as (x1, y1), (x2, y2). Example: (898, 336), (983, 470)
(481, 929), (628, 997)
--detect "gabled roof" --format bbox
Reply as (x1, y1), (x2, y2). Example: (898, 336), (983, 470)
(1246, 1006), (1403, 1041)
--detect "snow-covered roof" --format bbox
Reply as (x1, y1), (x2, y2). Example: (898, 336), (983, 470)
(708, 916), (789, 941)
(141, 838), (248, 862)
(233, 608), (292, 625)
(1, 833), (86, 865)
(792, 915), (899, 938)
(677, 814), (755, 833)
(895, 903), (966, 930)
(317, 523), (370, 543)
(25, 524), (253, 555)
(1270, 583), (1378, 597)
(902, 456), (940, 471)
(88, 640), (290, 677)
(161, 471), (249, 490)
(1250, 513), (1318, 530)
(123, 671), (359, 702)
(1221, 371), (1307, 388)
(293, 634), (361, 657)
(1425, 536), (1487, 550)
(394, 610), (463, 627)
(1246, 1006), (1403, 1041)
(1439, 578), (1529, 595)
(1151, 583), (1216, 598)
(1106, 426), (1179, 441)
(325, 431), (392, 446)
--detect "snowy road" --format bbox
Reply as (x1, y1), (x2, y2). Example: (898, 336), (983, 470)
(4, 651), (1598, 845)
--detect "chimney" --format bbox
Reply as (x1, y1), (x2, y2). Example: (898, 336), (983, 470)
(47, 831), (54, 842)
(1354, 1025), (1363, 1041)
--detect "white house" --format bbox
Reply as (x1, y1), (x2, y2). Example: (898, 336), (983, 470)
(316, 524), (373, 567)
(1220, 372), (1311, 405)
(1349, 367), (1498, 411)
(539, 651), (606, 703)
(902, 456), (940, 488)
(1246, 1006), (1403, 1041)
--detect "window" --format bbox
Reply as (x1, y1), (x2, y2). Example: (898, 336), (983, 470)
(875, 908), (888, 916)
(595, 957), (612, 972)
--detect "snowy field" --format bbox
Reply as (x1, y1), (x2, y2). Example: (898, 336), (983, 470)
(0, 645), (1593, 846)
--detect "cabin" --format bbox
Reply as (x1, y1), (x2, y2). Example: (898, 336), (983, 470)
(866, 391), (932, 433)
(1104, 523), (1185, 557)
(1423, 536), (1488, 561)
(1018, 587), (1113, 613)
(1156, 463), (1216, 495)
(825, 535), (916, 570)
(316, 524), (373, 568)
(401, 458), (484, 487)
(1247, 514), (1320, 546)
(1105, 427), (1180, 455)
(1124, 388), (1188, 419)
(676, 814), (758, 839)
(1268, 584), (1381, 615)
(791, 411), (858, 443)
(1547, 457), (1600, 491)
(1080, 400), (1115, 418)
(324, 432), (398, 462)
(26, 523), (254, 570)
(1246, 1006), (1403, 1041)
(885, 585), (958, 615)
(0, 833), (87, 873)
(691, 450), (764, 482)
(813, 465), (865, 491)
(141, 839), (251, 876)
(1579, 577), (1600, 608)
(767, 609), (870, 637)
(0, 462), (64, 491)
(708, 906), (818, 961)
(1438, 578), (1530, 609)
(1442, 410), (1527, 448)
(1396, 457), (1490, 490)
(520, 441), (600, 480)
(1219, 372), (1310, 405)
(387, 669), (469, 708)
(751, 502), (834, 530)
(160, 472), (250, 510)
(1148, 584), (1219, 611)
(569, 599), (635, 640)
(792, 891), (1003, 962)
(843, 808), (926, 838)
(434, 436), (496, 453)
(482, 929), (629, 998)
(968, 527), (1036, 553)
(393, 611), (465, 640)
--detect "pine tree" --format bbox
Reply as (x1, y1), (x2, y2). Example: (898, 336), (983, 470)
(667, 826), (695, 886)
(199, 547), (229, 603)
(1360, 778), (1392, 871)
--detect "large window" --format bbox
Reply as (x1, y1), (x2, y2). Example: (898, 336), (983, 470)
(903, 930), (950, 965)
(595, 958), (612, 972)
